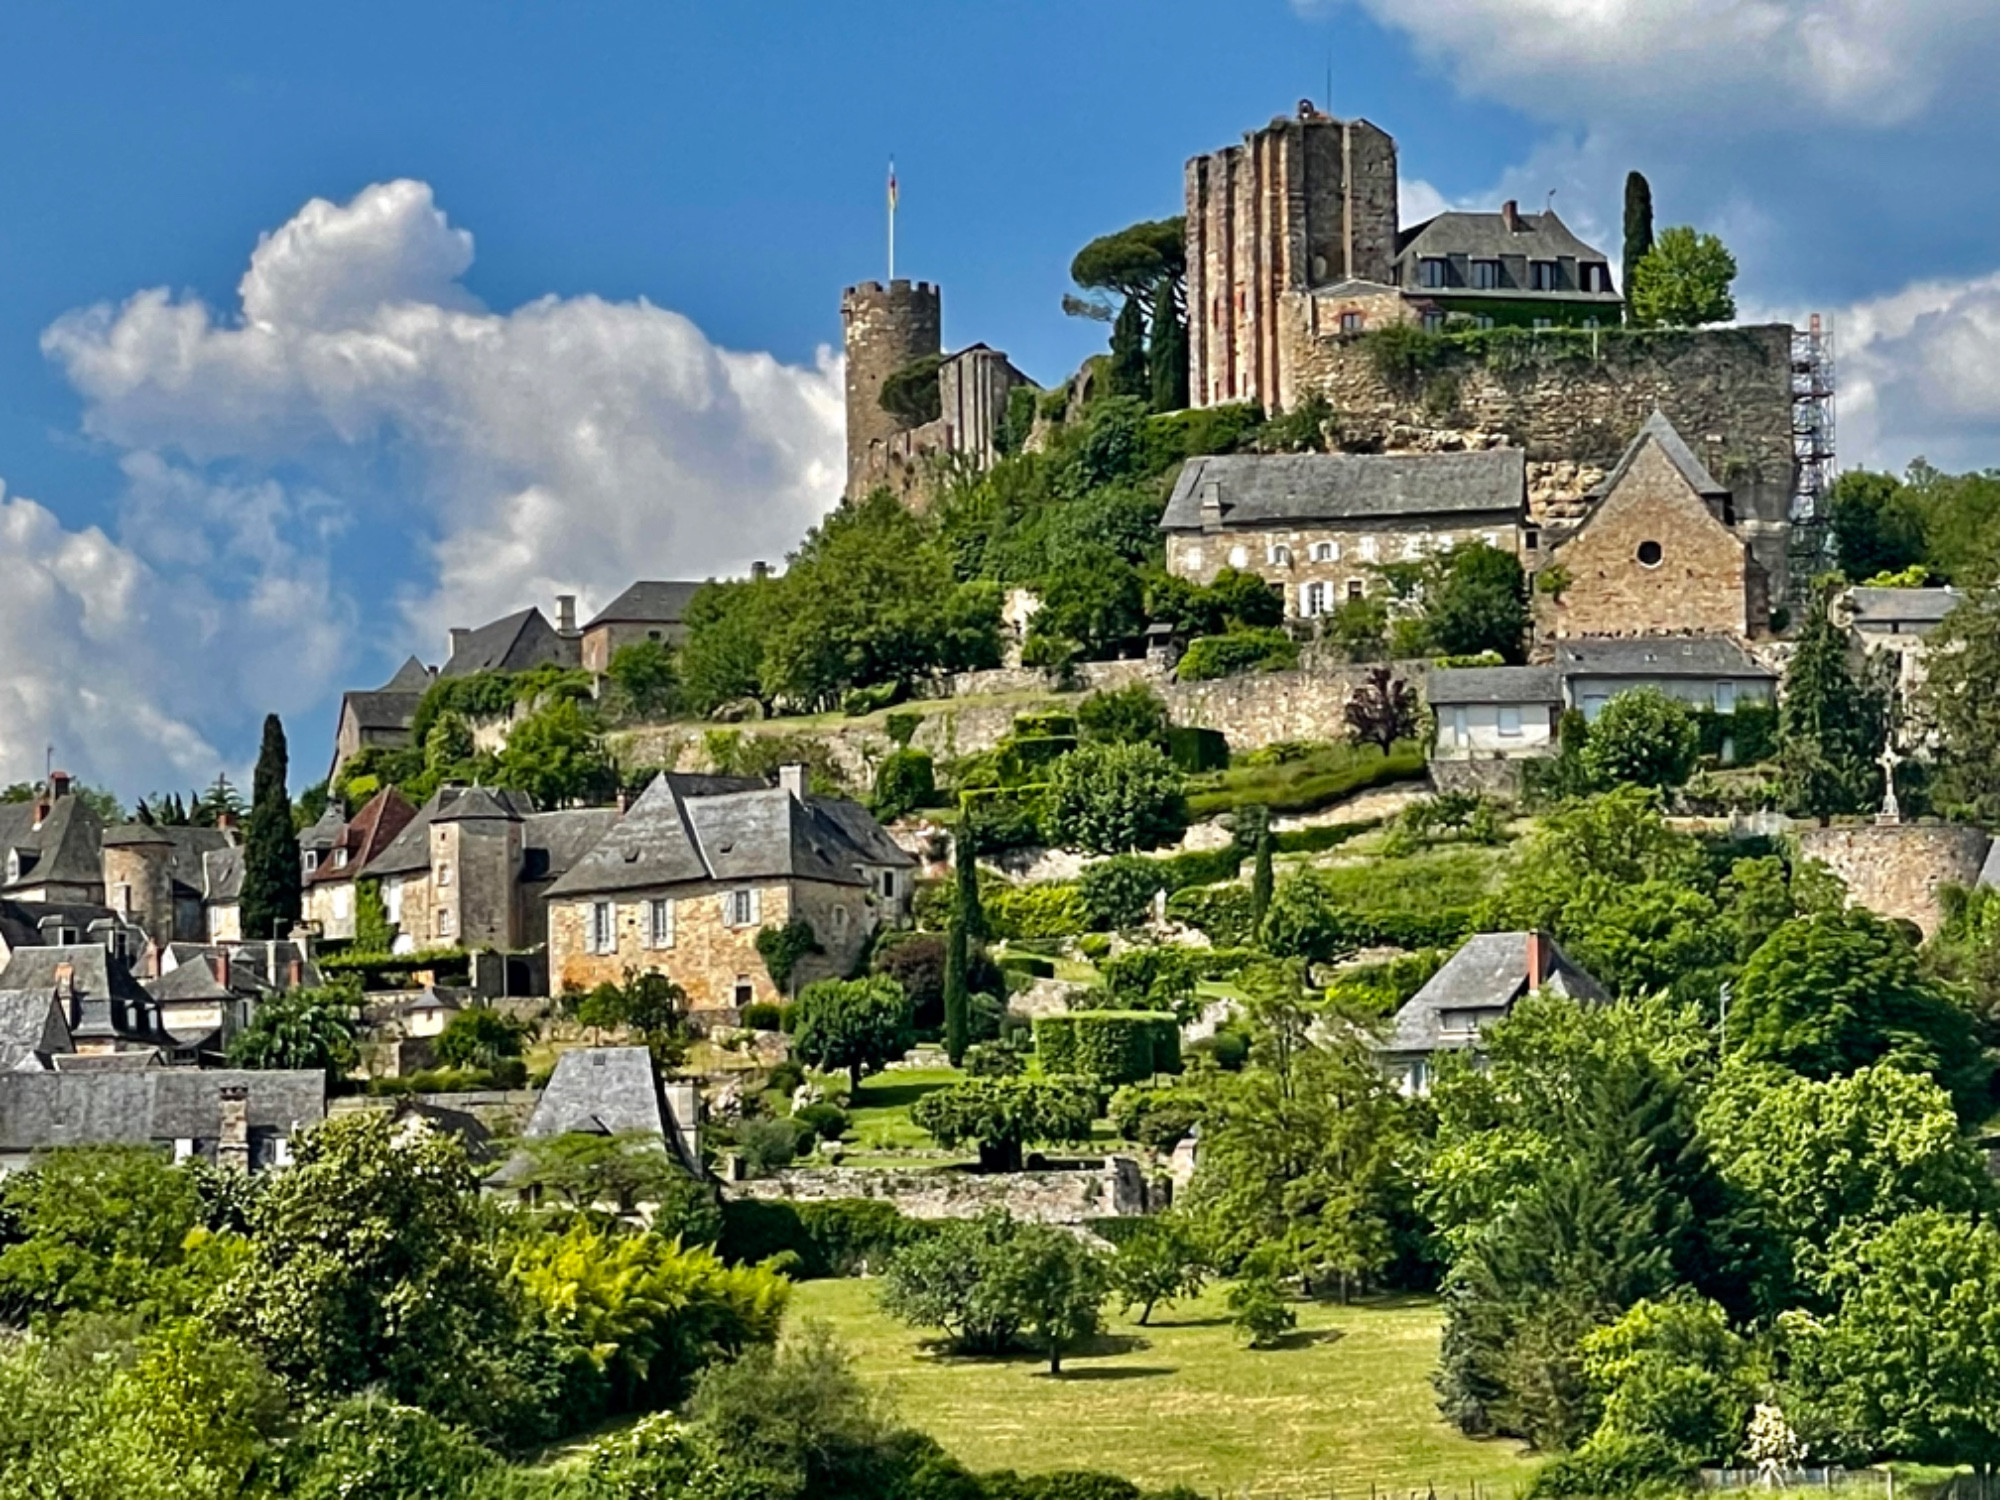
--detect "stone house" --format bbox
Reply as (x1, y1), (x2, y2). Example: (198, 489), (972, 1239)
(545, 768), (916, 1011)
(0, 776), (105, 905)
(99, 822), (243, 946)
(329, 656), (435, 780)
(1842, 586), (1964, 698)
(580, 581), (705, 673)
(1555, 636), (1776, 723)
(1394, 204), (1622, 330)
(1159, 448), (1528, 621)
(1541, 411), (1771, 640)
(0, 944), (179, 1060)
(440, 603), (581, 680)
(1429, 666), (1563, 763)
(1378, 930), (1607, 1095)
(489, 1046), (703, 1204)
(0, 1068), (325, 1173)
(356, 785), (617, 955)
(301, 787), (418, 941)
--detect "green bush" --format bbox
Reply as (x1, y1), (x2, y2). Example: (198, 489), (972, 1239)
(766, 1060), (804, 1097)
(871, 748), (938, 822)
(998, 952), (1057, 981)
(1150, 843), (1242, 891)
(1138, 402), (1264, 471)
(1272, 818), (1382, 855)
(1078, 855), (1168, 930)
(883, 710), (923, 748)
(984, 883), (1089, 941)
(841, 681), (904, 717)
(1162, 726), (1229, 773)
(957, 786), (1048, 852)
(1164, 883), (1257, 946)
(1034, 1011), (1182, 1085)
(741, 1002), (783, 1031)
(1693, 701), (1779, 765)
(1099, 946), (1261, 1013)
(792, 1102), (849, 1142)
(1106, 1084), (1203, 1149)
(1077, 933), (1112, 961)
(716, 1198), (926, 1279)
(1176, 629), (1300, 682)
(1186, 742), (1425, 818)
(1189, 1025), (1251, 1070)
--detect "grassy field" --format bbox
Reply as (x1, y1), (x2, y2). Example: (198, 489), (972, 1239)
(840, 1067), (964, 1154)
(789, 1278), (1541, 1499)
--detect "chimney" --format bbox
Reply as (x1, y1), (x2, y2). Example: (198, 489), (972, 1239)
(215, 811), (238, 838)
(217, 1084), (250, 1173)
(47, 771), (72, 801)
(287, 957), (303, 989)
(53, 963), (74, 1002)
(556, 594), (577, 636)
(1501, 200), (1521, 233)
(779, 764), (808, 802)
(209, 949), (230, 987)
(1525, 931), (1546, 993)
(751, 560), (770, 583)
(616, 783), (634, 815)
(449, 627), (471, 660)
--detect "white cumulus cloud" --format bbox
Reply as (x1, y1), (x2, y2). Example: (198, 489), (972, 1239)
(13, 178), (844, 794)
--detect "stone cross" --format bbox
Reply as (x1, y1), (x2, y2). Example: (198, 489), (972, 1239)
(1878, 743), (1903, 825)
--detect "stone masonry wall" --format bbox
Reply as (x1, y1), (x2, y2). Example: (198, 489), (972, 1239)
(725, 1156), (1152, 1225)
(1796, 822), (1991, 939)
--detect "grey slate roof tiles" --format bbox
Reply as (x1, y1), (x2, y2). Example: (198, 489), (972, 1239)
(0, 796), (105, 893)
(1849, 587), (1963, 627)
(0, 1068), (325, 1152)
(1590, 410), (1729, 500)
(1159, 449), (1526, 531)
(1555, 635), (1776, 680)
(1426, 666), (1563, 706)
(583, 581), (706, 631)
(1382, 932), (1607, 1058)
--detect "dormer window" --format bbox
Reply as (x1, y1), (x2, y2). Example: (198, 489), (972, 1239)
(303, 851), (318, 872)
(1472, 260), (1501, 290)
(334, 849), (349, 869)
(1418, 258), (1447, 290)
(1530, 261), (1558, 292)
(4, 850), (17, 884)
(1581, 263), (1611, 293)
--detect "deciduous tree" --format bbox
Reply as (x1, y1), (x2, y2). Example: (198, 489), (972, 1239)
(1043, 741), (1188, 856)
(1580, 689), (1700, 792)
(792, 976), (914, 1093)
(1629, 226), (1737, 328)
(1343, 666), (1421, 752)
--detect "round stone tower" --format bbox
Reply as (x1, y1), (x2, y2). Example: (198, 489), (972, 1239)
(841, 279), (942, 498)
(101, 824), (177, 943)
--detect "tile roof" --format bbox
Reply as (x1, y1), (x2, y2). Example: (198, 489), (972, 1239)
(307, 787), (417, 887)
(1381, 932), (1608, 1057)
(0, 795), (105, 894)
(1555, 635), (1776, 680)
(1849, 587), (1964, 627)
(0, 991), (71, 1072)
(0, 1068), (325, 1152)
(546, 776), (915, 900)
(1426, 665), (1563, 706)
(1590, 410), (1729, 501)
(583, 581), (706, 632)
(1160, 449), (1526, 531)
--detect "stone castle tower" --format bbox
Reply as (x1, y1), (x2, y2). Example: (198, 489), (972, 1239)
(1185, 104), (1399, 409)
(841, 279), (942, 498)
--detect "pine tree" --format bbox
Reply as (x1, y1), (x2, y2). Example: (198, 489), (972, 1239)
(1108, 295), (1149, 399)
(1622, 171), (1654, 324)
(1778, 593), (1885, 821)
(1147, 276), (1189, 413)
(241, 713), (301, 942)
(942, 813), (985, 1067)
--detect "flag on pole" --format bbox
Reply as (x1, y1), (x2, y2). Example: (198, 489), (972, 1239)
(888, 160), (899, 211)
(887, 160), (899, 280)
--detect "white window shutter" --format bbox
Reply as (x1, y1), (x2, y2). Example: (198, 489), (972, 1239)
(749, 888), (762, 924)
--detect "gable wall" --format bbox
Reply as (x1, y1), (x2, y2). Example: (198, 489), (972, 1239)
(1546, 442), (1752, 638)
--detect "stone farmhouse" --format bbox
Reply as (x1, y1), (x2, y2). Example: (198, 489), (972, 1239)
(329, 657), (435, 781)
(1159, 448), (1528, 620)
(300, 786), (417, 940)
(545, 767), (915, 1012)
(0, 776), (105, 904)
(1378, 930), (1607, 1096)
(580, 580), (706, 672)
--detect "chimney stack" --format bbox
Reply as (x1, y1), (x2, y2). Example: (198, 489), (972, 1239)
(1525, 931), (1545, 993)
(217, 1084), (250, 1173)
(216, 811), (238, 838)
(448, 627), (471, 660)
(209, 949), (230, 986)
(779, 763), (808, 802)
(556, 594), (577, 636)
(751, 560), (770, 583)
(288, 957), (304, 989)
(48, 771), (72, 801)
(1501, 200), (1521, 233)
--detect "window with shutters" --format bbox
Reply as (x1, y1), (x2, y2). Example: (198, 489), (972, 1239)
(591, 901), (614, 954)
(647, 898), (674, 949)
(726, 889), (759, 927)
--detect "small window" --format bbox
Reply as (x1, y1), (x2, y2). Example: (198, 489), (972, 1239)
(1401, 535), (1424, 560)
(833, 905), (849, 935)
(733, 975), (755, 1007)
(647, 898), (675, 950)
(1525, 528), (1540, 551)
(880, 870), (898, 900)
(1268, 543), (1292, 566)
(1434, 533), (1454, 551)
(1497, 706), (1523, 738)
(1637, 540), (1664, 568)
(726, 889), (759, 927)
(591, 901), (614, 954)
(1301, 581), (1329, 617)
(1419, 258), (1448, 290)
(1714, 682), (1738, 715)
(1450, 706), (1468, 745)
(334, 849), (348, 869)
(437, 908), (454, 938)
(1472, 260), (1501, 290)
(1422, 310), (1447, 333)
(1339, 310), (1365, 334)
(1227, 545), (1248, 569)
(1532, 318), (1554, 330)
(1531, 261), (1557, 291)
(303, 851), (318, 872)
(1483, 532), (1500, 549)
(1311, 541), (1338, 562)
(647, 629), (661, 641)
(1357, 536), (1378, 562)
(1183, 547), (1203, 573)
(435, 863), (451, 887)
(1346, 578), (1365, 601)
(1581, 263), (1610, 293)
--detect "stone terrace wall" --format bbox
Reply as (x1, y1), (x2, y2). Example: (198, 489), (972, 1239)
(1796, 821), (1991, 938)
(725, 1157), (1153, 1225)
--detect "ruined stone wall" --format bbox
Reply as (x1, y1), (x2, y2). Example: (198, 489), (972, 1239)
(1796, 822), (1991, 938)
(841, 280), (941, 498)
(725, 1156), (1152, 1225)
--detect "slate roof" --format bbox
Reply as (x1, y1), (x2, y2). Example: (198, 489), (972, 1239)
(583, 581), (706, 632)
(1159, 449), (1526, 531)
(99, 824), (241, 906)
(300, 807), (347, 857)
(382, 656), (435, 692)
(0, 899), (117, 956)
(361, 786), (538, 878)
(0, 795), (105, 894)
(1427, 666), (1563, 706)
(546, 776), (915, 900)
(307, 787), (417, 887)
(1382, 932), (1608, 1057)
(1555, 635), (1776, 681)
(342, 689), (426, 736)
(0, 944), (151, 1003)
(202, 847), (244, 906)
(1395, 209), (1621, 301)
(523, 1046), (674, 1141)
(1849, 587), (1963, 628)
(439, 607), (578, 680)
(1589, 411), (1729, 501)
(145, 961), (235, 1003)
(521, 809), (623, 885)
(0, 1069), (325, 1152)
(0, 991), (71, 1071)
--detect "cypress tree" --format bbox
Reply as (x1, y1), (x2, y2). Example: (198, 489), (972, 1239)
(1778, 593), (1886, 821)
(1108, 295), (1149, 399)
(1621, 172), (1654, 323)
(241, 713), (301, 942)
(943, 815), (983, 1067)
(1147, 277), (1189, 413)
(1249, 806), (1275, 936)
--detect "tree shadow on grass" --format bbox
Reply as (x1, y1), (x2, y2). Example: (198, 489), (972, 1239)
(1141, 1314), (1232, 1329)
(852, 1078), (952, 1113)
(913, 1332), (1153, 1364)
(1037, 1366), (1178, 1381)
(1265, 1327), (1347, 1352)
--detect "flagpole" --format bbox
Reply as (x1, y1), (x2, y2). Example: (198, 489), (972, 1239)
(888, 158), (897, 281)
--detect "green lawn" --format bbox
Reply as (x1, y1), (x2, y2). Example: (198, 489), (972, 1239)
(789, 1278), (1541, 1499)
(839, 1067), (964, 1153)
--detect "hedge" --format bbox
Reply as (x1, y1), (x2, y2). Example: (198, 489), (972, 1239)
(1033, 1010), (1182, 1085)
(1273, 818), (1383, 855)
(1100, 946), (1262, 1011)
(1176, 629), (1300, 682)
(1077, 855), (1167, 930)
(957, 785), (1048, 852)
(1163, 726), (1229, 774)
(1149, 844), (1242, 892)
(1164, 883), (1257, 946)
(871, 748), (937, 822)
(998, 952), (1056, 981)
(1186, 743), (1426, 818)
(984, 883), (1089, 941)
(716, 1198), (927, 1279)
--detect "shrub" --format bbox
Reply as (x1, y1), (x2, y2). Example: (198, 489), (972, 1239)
(1078, 855), (1168, 930)
(1150, 843), (1243, 891)
(1185, 742), (1425, 818)
(841, 680), (904, 717)
(998, 952), (1056, 981)
(733, 1117), (810, 1178)
(883, 710), (923, 748)
(1273, 818), (1381, 856)
(984, 883), (1090, 941)
(716, 1198), (925, 1279)
(1107, 1084), (1203, 1150)
(1077, 683), (1170, 746)
(871, 749), (937, 822)
(792, 1102), (849, 1142)
(1227, 1272), (1297, 1349)
(1077, 932), (1112, 961)
(1187, 1025), (1251, 1071)
(1164, 883), (1256, 946)
(909, 1075), (1099, 1172)
(1043, 741), (1189, 856)
(958, 786), (1049, 852)
(754, 917), (823, 996)
(1163, 725), (1229, 773)
(741, 1001), (784, 1031)
(1177, 629), (1300, 681)
(1034, 1012), (1181, 1086)
(1099, 945), (1261, 1015)
(765, 1060), (804, 1098)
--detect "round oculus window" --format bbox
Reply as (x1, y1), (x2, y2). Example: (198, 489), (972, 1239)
(1636, 540), (1664, 568)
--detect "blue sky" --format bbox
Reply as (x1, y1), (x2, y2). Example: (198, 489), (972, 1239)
(2, 0), (1999, 796)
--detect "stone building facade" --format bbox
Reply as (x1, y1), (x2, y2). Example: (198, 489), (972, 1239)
(1542, 411), (1770, 639)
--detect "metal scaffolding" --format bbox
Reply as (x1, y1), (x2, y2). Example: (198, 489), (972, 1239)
(1789, 314), (1837, 601)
